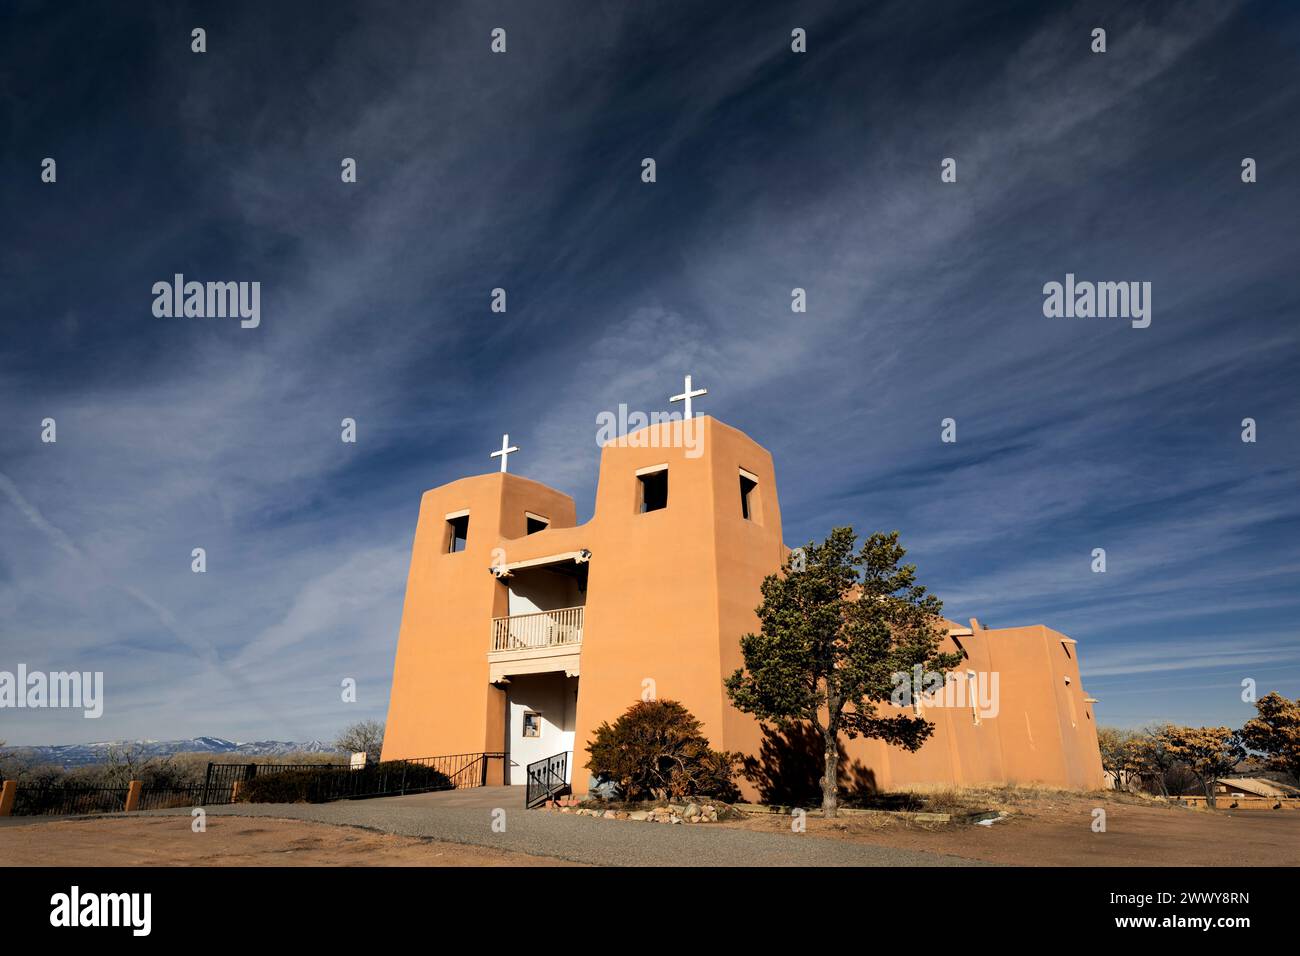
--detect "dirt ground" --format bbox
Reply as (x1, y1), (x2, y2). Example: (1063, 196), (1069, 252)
(3, 790), (1294, 867)
(723, 789), (1300, 866)
(0, 816), (580, 867)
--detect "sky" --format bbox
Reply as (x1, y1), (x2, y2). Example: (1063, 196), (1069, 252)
(1, 0), (1297, 746)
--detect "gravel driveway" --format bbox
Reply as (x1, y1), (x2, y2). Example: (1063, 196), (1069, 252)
(146, 788), (995, 867)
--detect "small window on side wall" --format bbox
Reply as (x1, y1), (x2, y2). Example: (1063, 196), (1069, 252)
(446, 512), (469, 553)
(522, 711), (542, 738)
(637, 466), (668, 513)
(525, 512), (549, 535)
(739, 469), (759, 521)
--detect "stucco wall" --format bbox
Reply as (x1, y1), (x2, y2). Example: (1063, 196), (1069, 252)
(381, 416), (1106, 796)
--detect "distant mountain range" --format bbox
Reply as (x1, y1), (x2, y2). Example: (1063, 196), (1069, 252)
(1, 736), (338, 768)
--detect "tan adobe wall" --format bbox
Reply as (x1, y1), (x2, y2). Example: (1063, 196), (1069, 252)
(381, 416), (1106, 796)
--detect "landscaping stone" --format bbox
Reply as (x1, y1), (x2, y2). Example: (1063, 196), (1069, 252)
(568, 799), (734, 825)
(730, 802), (955, 824)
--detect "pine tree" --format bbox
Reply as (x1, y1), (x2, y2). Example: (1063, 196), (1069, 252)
(725, 528), (961, 816)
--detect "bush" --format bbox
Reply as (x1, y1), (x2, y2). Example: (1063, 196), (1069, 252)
(238, 769), (329, 803)
(237, 761), (452, 803)
(585, 699), (739, 802)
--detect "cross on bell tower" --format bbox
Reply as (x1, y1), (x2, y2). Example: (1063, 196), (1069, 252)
(669, 374), (708, 419)
(490, 433), (519, 473)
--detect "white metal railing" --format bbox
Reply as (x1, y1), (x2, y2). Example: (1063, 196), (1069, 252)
(490, 606), (584, 653)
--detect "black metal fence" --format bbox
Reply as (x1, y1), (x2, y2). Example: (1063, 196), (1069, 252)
(12, 785), (130, 816)
(200, 761), (343, 805)
(135, 784), (207, 811)
(200, 752), (505, 805)
(1, 752), (505, 816)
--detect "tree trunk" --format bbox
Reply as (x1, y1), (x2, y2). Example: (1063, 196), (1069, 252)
(821, 732), (839, 818)
(1203, 776), (1216, 809)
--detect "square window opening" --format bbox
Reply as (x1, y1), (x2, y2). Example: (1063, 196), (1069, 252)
(638, 469), (668, 513)
(522, 711), (542, 738)
(739, 472), (758, 520)
(446, 514), (469, 553)
(526, 514), (549, 535)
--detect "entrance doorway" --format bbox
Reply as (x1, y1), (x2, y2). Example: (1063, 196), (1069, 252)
(504, 672), (578, 785)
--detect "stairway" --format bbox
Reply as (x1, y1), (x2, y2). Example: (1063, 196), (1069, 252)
(525, 751), (571, 808)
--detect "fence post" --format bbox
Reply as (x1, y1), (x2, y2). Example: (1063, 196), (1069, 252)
(125, 780), (143, 812)
(0, 780), (16, 816)
(201, 762), (213, 806)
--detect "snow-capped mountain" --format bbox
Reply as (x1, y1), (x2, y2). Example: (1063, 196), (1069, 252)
(1, 737), (338, 768)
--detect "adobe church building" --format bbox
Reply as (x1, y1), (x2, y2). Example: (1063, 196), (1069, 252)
(381, 406), (1106, 798)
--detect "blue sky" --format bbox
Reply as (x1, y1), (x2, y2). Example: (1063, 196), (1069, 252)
(1, 0), (1297, 746)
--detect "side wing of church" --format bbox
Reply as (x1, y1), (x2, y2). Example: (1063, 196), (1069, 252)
(380, 415), (1106, 797)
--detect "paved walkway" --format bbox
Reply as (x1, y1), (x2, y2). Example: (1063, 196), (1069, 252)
(145, 787), (995, 867)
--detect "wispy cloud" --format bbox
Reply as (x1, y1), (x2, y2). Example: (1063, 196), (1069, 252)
(1, 0), (1296, 743)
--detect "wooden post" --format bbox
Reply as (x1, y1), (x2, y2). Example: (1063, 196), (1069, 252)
(0, 780), (16, 816)
(125, 780), (143, 812)
(230, 780), (243, 803)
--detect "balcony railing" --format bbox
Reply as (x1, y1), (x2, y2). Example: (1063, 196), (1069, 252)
(490, 606), (584, 653)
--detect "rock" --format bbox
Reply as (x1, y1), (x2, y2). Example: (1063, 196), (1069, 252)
(603, 810), (618, 819)
(628, 810), (650, 821)
(684, 802), (701, 818)
(670, 814), (683, 824)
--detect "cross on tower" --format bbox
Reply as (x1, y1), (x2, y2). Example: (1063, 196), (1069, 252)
(669, 374), (708, 419)
(490, 433), (519, 473)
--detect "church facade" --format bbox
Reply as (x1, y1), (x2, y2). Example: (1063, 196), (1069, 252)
(380, 413), (1106, 797)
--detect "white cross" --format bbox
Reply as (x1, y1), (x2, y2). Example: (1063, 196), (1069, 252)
(669, 374), (708, 419)
(490, 433), (519, 473)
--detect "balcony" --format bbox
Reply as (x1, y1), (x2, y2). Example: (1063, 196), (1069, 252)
(488, 606), (583, 682)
